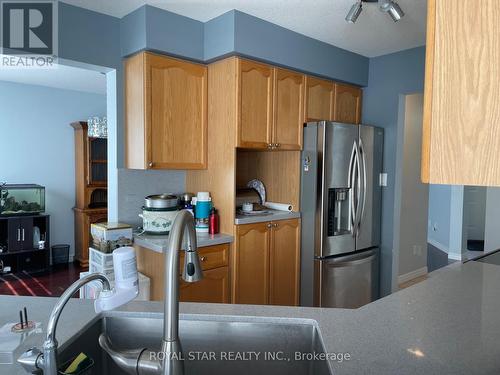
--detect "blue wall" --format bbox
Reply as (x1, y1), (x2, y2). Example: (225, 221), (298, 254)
(119, 6), (369, 85)
(0, 81), (106, 259)
(362, 46), (426, 296)
(428, 184), (452, 250)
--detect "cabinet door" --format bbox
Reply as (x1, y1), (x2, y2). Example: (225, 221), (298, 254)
(7, 218), (21, 252)
(146, 53), (207, 169)
(422, 0), (500, 185)
(333, 83), (362, 125)
(238, 59), (273, 149)
(180, 266), (229, 303)
(20, 217), (33, 250)
(233, 222), (271, 304)
(304, 76), (334, 122)
(269, 219), (301, 306)
(273, 68), (305, 150)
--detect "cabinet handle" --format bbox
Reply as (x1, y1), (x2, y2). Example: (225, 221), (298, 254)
(273, 223), (278, 228)
(276, 143), (281, 148)
(200, 256), (206, 262)
(267, 223), (272, 228)
(148, 162), (153, 168)
(17, 228), (21, 242)
(267, 144), (273, 149)
(22, 228), (25, 241)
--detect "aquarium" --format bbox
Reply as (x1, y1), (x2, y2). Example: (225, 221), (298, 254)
(0, 184), (45, 216)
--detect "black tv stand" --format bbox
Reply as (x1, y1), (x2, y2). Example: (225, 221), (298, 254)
(0, 214), (50, 273)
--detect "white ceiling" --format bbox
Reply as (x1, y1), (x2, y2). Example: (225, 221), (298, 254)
(0, 63), (106, 94)
(61, 0), (427, 57)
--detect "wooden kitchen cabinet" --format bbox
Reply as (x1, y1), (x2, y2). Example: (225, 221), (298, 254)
(233, 219), (300, 306)
(233, 222), (270, 304)
(136, 243), (230, 303)
(421, 0), (500, 186)
(237, 60), (304, 150)
(273, 68), (305, 150)
(304, 76), (334, 122)
(333, 83), (362, 125)
(269, 219), (301, 306)
(180, 266), (230, 303)
(125, 52), (207, 170)
(237, 59), (274, 149)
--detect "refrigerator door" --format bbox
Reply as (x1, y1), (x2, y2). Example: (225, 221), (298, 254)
(300, 123), (320, 307)
(319, 248), (379, 308)
(322, 122), (358, 257)
(356, 126), (384, 250)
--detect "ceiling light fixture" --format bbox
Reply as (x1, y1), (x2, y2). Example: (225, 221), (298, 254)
(345, 1), (362, 24)
(344, 0), (405, 23)
(379, 0), (405, 22)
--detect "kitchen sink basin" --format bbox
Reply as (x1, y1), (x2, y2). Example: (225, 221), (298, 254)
(59, 314), (332, 375)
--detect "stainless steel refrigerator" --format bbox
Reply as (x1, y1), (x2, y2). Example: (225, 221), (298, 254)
(300, 121), (383, 308)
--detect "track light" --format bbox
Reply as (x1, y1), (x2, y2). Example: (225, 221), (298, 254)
(379, 0), (405, 22)
(345, 1), (362, 24)
(345, 0), (405, 23)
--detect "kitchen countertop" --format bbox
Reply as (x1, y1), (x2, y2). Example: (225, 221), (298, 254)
(235, 209), (301, 225)
(133, 231), (233, 253)
(3, 259), (500, 374)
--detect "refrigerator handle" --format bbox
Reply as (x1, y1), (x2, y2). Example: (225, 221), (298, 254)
(357, 139), (367, 234)
(319, 121), (328, 257)
(354, 142), (362, 236)
(348, 141), (358, 236)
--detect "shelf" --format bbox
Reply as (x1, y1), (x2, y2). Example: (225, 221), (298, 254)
(0, 247), (47, 256)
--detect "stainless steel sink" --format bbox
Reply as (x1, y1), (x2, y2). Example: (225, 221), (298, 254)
(59, 315), (332, 375)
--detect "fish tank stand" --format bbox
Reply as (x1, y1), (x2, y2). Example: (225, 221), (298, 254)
(0, 214), (50, 274)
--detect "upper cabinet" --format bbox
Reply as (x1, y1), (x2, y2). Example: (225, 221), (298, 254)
(273, 68), (305, 150)
(422, 0), (500, 186)
(333, 83), (362, 125)
(304, 76), (334, 122)
(237, 59), (304, 150)
(125, 52), (207, 170)
(238, 59), (274, 149)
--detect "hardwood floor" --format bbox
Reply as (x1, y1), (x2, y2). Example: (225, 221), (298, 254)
(0, 263), (87, 297)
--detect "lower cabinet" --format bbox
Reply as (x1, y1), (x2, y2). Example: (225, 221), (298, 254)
(135, 243), (230, 303)
(233, 219), (300, 306)
(180, 266), (230, 303)
(74, 208), (107, 267)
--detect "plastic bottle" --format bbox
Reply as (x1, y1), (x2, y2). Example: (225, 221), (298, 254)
(195, 192), (212, 233)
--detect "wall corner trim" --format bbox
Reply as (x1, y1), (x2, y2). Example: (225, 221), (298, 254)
(398, 266), (428, 285)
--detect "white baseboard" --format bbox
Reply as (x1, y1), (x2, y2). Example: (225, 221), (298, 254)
(428, 238), (449, 254)
(447, 252), (464, 261)
(398, 266), (428, 285)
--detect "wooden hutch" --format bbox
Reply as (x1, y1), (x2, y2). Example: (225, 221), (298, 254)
(71, 121), (107, 267)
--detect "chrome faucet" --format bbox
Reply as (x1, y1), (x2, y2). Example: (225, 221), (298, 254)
(99, 210), (203, 375)
(17, 273), (112, 375)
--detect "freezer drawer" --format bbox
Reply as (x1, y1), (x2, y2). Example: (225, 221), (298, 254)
(319, 248), (379, 308)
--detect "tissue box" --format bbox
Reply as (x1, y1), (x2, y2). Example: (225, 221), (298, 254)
(90, 222), (133, 253)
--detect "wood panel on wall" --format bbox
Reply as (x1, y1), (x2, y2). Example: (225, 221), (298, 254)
(422, 0), (500, 185)
(236, 150), (301, 210)
(186, 58), (238, 234)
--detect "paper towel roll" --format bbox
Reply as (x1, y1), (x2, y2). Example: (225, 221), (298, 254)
(263, 202), (293, 212)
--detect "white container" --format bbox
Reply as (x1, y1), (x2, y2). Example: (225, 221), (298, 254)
(89, 247), (114, 269)
(89, 261), (115, 282)
(139, 208), (179, 234)
(91, 222), (133, 253)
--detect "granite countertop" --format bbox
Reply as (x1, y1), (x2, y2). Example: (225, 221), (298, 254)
(235, 209), (301, 225)
(133, 231), (234, 253)
(3, 260), (500, 374)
